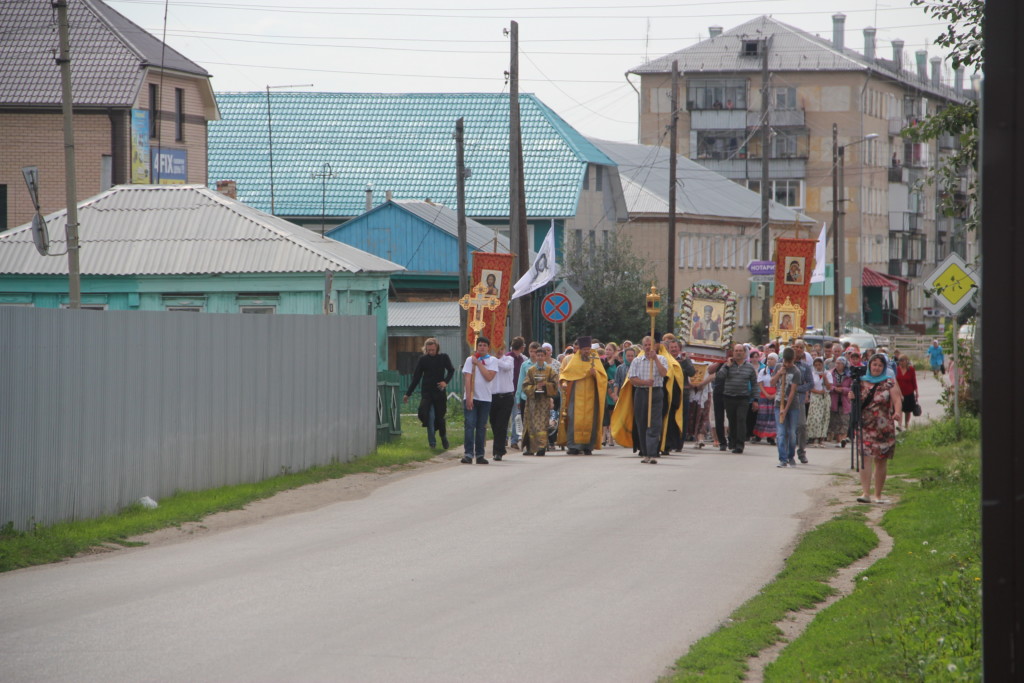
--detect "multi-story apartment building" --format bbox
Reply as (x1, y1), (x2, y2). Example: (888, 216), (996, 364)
(628, 15), (974, 329)
(0, 0), (219, 230)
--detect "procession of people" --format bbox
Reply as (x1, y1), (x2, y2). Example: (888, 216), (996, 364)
(404, 324), (937, 506)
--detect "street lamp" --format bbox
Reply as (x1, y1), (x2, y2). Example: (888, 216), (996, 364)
(832, 125), (879, 334)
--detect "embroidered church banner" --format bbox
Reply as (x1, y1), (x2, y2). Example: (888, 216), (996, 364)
(468, 252), (514, 350)
(774, 238), (818, 334)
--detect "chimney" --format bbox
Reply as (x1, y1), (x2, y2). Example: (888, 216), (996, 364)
(708, 26), (722, 38)
(892, 39), (904, 72)
(954, 67), (964, 95)
(916, 50), (928, 81)
(215, 180), (237, 200)
(832, 13), (846, 50)
(364, 184), (373, 211)
(863, 27), (876, 61)
(930, 57), (942, 88)
(385, 190), (393, 202)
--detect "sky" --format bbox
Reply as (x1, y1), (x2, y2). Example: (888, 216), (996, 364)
(108, 0), (963, 143)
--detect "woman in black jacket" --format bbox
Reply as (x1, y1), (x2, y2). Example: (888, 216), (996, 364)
(403, 338), (455, 449)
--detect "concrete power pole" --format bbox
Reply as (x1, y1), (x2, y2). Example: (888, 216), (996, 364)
(508, 21), (531, 342)
(456, 117), (470, 361)
(55, 0), (82, 309)
(759, 37), (772, 330)
(667, 60), (679, 334)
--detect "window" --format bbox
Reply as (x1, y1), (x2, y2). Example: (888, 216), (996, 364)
(166, 306), (202, 312)
(148, 83), (159, 138)
(240, 306), (276, 314)
(686, 79), (747, 111)
(742, 40), (761, 57)
(695, 130), (744, 160)
(595, 166), (603, 191)
(742, 179), (803, 209)
(175, 88), (185, 141)
(581, 166), (589, 190)
(772, 87), (797, 109)
(0, 184), (6, 231)
(748, 130), (809, 159)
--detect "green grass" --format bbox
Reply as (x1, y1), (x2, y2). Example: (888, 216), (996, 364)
(665, 417), (981, 682)
(0, 410), (466, 573)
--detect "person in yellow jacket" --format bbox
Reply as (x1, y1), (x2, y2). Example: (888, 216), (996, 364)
(557, 336), (607, 454)
(610, 333), (684, 455)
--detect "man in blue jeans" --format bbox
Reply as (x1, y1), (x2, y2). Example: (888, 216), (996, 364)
(461, 336), (499, 464)
(771, 347), (801, 467)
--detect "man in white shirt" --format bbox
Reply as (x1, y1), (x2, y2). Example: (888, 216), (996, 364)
(627, 336), (669, 463)
(462, 337), (499, 464)
(488, 342), (518, 461)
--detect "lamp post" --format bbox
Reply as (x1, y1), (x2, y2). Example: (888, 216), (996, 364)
(832, 126), (879, 334)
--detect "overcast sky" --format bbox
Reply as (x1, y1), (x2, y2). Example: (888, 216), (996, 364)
(109, 0), (964, 142)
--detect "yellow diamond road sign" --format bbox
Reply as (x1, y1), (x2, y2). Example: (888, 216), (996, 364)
(923, 254), (979, 315)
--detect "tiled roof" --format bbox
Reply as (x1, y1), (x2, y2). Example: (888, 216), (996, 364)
(590, 138), (815, 224)
(0, 185), (403, 276)
(862, 267), (897, 290)
(388, 301), (460, 328)
(0, 0), (208, 108)
(207, 92), (616, 219)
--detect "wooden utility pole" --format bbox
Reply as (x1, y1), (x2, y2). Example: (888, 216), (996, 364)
(508, 21), (531, 341)
(667, 60), (679, 334)
(456, 117), (470, 360)
(759, 37), (771, 329)
(54, 0), (81, 309)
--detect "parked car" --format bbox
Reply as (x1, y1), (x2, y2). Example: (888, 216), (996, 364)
(800, 333), (841, 351)
(840, 327), (878, 351)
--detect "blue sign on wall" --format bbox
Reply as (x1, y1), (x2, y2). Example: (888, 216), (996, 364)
(151, 147), (188, 184)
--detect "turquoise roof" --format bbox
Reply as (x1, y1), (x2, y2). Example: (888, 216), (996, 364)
(208, 92), (615, 219)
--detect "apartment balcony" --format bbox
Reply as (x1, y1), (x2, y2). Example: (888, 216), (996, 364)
(694, 157), (806, 181)
(937, 133), (959, 150)
(888, 259), (922, 278)
(689, 109), (747, 131)
(888, 118), (905, 136)
(746, 108), (805, 128)
(889, 211), (921, 233)
(936, 216), (954, 234)
(888, 166), (908, 183)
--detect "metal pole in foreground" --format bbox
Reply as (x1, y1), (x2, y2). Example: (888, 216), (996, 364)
(645, 284), (662, 427)
(54, 0), (81, 309)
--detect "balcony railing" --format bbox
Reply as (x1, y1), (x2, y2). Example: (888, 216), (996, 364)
(746, 108), (805, 128)
(689, 110), (748, 131)
(888, 166), (907, 183)
(888, 211), (921, 233)
(888, 118), (905, 136)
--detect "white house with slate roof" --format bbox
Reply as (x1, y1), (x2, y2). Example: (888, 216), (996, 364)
(628, 15), (976, 330)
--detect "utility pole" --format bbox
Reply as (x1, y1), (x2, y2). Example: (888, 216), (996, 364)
(455, 117), (471, 361)
(759, 36), (771, 330)
(508, 21), (531, 341)
(311, 162), (336, 237)
(832, 123), (841, 334)
(667, 60), (679, 334)
(54, 0), (81, 309)
(265, 83), (312, 216)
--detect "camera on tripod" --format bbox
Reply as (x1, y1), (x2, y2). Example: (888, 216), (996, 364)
(849, 365), (867, 380)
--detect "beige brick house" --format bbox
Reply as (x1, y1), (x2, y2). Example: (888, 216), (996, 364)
(0, 0), (218, 230)
(628, 15), (975, 330)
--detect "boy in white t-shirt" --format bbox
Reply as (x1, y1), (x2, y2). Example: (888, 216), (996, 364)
(461, 336), (499, 464)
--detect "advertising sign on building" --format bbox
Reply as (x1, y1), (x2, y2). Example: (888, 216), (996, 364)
(130, 109), (150, 183)
(151, 148), (188, 184)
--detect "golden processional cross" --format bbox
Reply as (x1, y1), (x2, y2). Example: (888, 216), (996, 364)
(459, 282), (501, 339)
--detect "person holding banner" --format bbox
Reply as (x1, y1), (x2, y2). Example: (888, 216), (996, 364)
(557, 336), (607, 455)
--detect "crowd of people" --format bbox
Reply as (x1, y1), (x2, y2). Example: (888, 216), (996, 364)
(404, 332), (934, 502)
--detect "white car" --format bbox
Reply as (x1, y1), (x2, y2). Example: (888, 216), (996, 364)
(840, 328), (878, 350)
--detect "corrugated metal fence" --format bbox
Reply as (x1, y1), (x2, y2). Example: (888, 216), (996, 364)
(0, 307), (377, 531)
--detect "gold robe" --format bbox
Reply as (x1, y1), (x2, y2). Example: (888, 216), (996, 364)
(610, 347), (684, 450)
(556, 352), (608, 449)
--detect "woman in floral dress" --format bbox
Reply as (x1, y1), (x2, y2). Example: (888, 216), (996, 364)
(806, 357), (832, 445)
(854, 354), (902, 504)
(752, 353), (778, 444)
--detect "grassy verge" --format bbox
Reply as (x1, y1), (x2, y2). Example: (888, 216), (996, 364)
(0, 410), (466, 573)
(666, 417), (981, 681)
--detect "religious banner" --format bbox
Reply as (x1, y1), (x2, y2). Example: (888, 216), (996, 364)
(773, 237), (818, 337)
(466, 251), (514, 350)
(676, 280), (737, 362)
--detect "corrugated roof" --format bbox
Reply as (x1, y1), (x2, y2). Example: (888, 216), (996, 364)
(207, 92), (616, 219)
(388, 301), (460, 328)
(629, 15), (964, 101)
(393, 200), (509, 252)
(0, 185), (403, 276)
(0, 0), (208, 108)
(590, 138), (815, 224)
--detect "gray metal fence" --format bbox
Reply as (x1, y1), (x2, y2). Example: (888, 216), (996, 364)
(0, 307), (377, 531)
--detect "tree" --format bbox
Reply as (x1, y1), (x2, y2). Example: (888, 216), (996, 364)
(562, 232), (667, 344)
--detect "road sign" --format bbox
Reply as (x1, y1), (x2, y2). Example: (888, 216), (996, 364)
(541, 292), (573, 324)
(749, 274), (774, 283)
(922, 254), (979, 315)
(554, 280), (584, 312)
(747, 260), (775, 276)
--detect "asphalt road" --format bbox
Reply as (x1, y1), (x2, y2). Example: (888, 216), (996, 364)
(0, 373), (946, 683)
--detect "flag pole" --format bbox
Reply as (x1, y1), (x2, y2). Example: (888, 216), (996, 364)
(645, 284), (662, 427)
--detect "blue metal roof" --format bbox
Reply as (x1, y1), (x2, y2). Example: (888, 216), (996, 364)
(208, 92), (615, 219)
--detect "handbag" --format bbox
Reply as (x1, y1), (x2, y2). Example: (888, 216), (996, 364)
(912, 403), (922, 417)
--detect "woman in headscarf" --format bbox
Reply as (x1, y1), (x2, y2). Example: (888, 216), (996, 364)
(852, 353), (903, 504)
(752, 352), (778, 445)
(828, 356), (852, 447)
(806, 357), (832, 446)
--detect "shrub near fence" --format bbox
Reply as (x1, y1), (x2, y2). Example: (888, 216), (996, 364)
(0, 307), (378, 531)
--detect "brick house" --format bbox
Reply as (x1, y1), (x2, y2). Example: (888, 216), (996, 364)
(0, 0), (219, 230)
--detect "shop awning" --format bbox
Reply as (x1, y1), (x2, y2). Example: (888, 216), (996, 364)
(862, 267), (898, 290)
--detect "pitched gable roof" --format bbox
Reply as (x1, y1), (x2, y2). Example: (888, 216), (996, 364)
(0, 0), (209, 108)
(0, 184), (402, 276)
(590, 138), (815, 225)
(208, 92), (616, 219)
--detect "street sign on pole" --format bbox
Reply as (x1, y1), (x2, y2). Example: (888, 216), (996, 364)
(554, 280), (584, 311)
(747, 260), (775, 277)
(541, 292), (573, 324)
(922, 254), (979, 315)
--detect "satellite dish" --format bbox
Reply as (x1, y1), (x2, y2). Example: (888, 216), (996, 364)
(30, 212), (49, 256)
